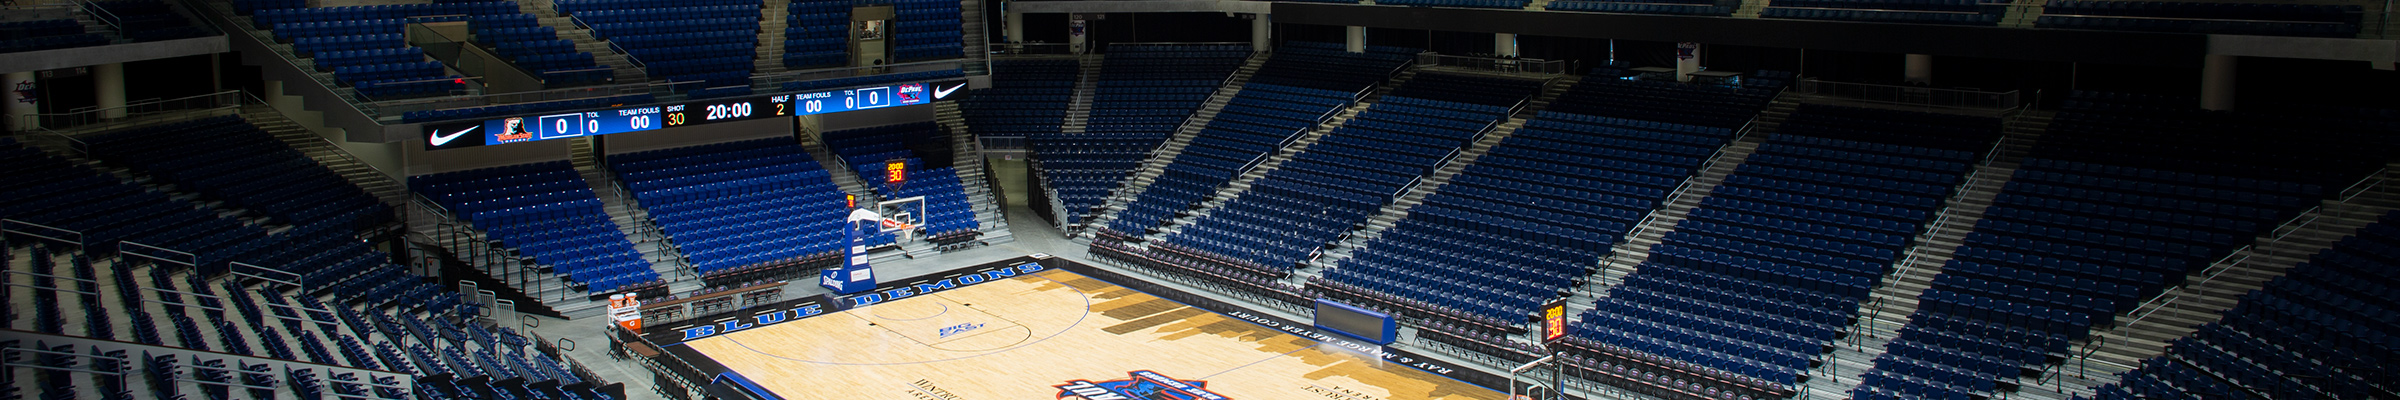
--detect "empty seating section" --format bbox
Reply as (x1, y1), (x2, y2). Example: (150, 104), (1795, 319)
(83, 0), (212, 42)
(0, 18), (106, 53)
(472, 14), (612, 87)
(967, 60), (1074, 138)
(1102, 43), (1410, 237)
(611, 139), (863, 277)
(557, 0), (759, 86)
(412, 162), (661, 294)
(1545, 0), (1735, 16)
(2080, 211), (2400, 400)
(1761, 0), (2002, 25)
(2038, 1), (2363, 37)
(824, 123), (983, 243)
(1302, 75), (1586, 333)
(2, 127), (613, 398)
(249, 2), (523, 99)
(1166, 74), (1537, 277)
(1562, 105), (1997, 400)
(1849, 92), (2394, 400)
(1038, 45), (1246, 225)
(889, 0), (965, 62)
(1364, 82), (1761, 342)
(81, 116), (391, 232)
(783, 0), (852, 69)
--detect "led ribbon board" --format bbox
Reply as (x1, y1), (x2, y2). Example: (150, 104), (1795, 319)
(424, 78), (971, 151)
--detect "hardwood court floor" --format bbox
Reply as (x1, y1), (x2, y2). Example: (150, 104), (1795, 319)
(682, 269), (1508, 400)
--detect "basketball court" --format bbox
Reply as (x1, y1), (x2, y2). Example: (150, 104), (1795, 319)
(642, 257), (1510, 400)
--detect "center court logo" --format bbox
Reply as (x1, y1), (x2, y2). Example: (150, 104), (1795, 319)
(1054, 370), (1229, 400)
(937, 323), (982, 338)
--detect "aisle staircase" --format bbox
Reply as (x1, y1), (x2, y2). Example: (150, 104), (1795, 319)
(567, 138), (696, 294)
(753, 0), (793, 75)
(797, 127), (878, 201)
(1062, 55), (1102, 134)
(957, 0), (992, 75)
(241, 106), (407, 210)
(1140, 71), (1422, 241)
(1800, 110), (2047, 399)
(1592, 93), (1801, 288)
(936, 101), (1015, 247)
(1295, 76), (1580, 280)
(1072, 52), (1271, 238)
(516, 0), (648, 83)
(2030, 163), (2400, 399)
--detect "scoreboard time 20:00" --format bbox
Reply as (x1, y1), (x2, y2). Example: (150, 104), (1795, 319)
(526, 84), (924, 141)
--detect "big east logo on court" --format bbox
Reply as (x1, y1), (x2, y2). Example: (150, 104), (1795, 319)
(1053, 371), (1229, 400)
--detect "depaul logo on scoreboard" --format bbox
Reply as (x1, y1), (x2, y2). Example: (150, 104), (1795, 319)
(896, 83), (926, 105)
(1054, 370), (1229, 400)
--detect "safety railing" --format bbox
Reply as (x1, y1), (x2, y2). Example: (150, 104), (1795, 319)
(2057, 167), (2390, 381)
(230, 261), (304, 290)
(1415, 52), (1571, 76)
(1, 269), (99, 297)
(1853, 136), (2011, 342)
(0, 219), (84, 247)
(4, 329), (414, 396)
(992, 42), (1076, 55)
(1794, 78), (2022, 111)
(1617, 89), (1776, 245)
(413, 193), (577, 302)
(12, 90), (243, 133)
(118, 240), (195, 267)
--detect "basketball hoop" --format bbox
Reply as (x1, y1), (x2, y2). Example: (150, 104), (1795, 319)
(881, 218), (915, 230)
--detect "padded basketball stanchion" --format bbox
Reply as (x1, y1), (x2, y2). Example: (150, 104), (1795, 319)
(822, 208), (888, 294)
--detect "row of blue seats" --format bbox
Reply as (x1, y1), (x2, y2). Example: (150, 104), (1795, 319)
(494, 38), (575, 59)
(590, 19), (758, 40)
(293, 34), (404, 56)
(1762, 7), (2000, 25)
(313, 48), (424, 71)
(555, 0), (757, 14)
(2044, 1), (2359, 22)
(2036, 15), (2358, 37)
(252, 2), (519, 28)
(1771, 0), (1998, 12)
(1545, 1), (1732, 15)
(1376, 0), (1528, 9)
(273, 19), (404, 41)
(475, 26), (556, 43)
(333, 61), (445, 85)
(572, 6), (758, 25)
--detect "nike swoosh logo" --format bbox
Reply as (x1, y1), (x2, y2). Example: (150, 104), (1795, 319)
(934, 83), (965, 99)
(430, 125), (478, 146)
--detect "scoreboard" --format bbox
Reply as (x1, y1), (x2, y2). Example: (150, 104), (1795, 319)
(424, 78), (968, 151)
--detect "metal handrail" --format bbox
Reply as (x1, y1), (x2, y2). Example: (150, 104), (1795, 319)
(0, 219), (85, 247)
(72, 0), (124, 36)
(13, 90), (243, 133)
(1620, 88), (1779, 243)
(2061, 168), (2389, 379)
(185, 0), (387, 120)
